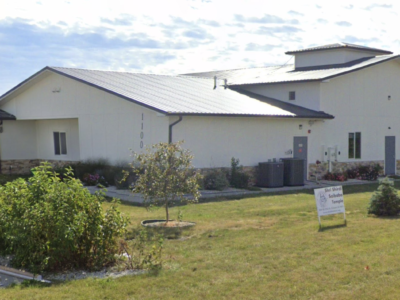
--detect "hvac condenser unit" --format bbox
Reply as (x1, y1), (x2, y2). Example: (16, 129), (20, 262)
(281, 158), (304, 186)
(257, 162), (284, 188)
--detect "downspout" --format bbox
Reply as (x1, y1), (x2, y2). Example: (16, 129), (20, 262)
(168, 116), (183, 144)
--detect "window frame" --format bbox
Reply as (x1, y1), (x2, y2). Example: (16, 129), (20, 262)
(348, 132), (361, 159)
(53, 131), (67, 155)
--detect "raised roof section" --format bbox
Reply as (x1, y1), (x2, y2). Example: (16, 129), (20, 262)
(285, 42), (393, 69)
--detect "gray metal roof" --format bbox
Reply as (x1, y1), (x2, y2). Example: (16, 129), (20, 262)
(0, 67), (333, 119)
(285, 42), (393, 55)
(186, 54), (400, 86)
(0, 109), (16, 120)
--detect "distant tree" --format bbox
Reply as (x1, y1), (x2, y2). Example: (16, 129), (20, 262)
(130, 141), (202, 222)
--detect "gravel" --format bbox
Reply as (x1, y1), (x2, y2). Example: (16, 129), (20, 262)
(0, 255), (147, 282)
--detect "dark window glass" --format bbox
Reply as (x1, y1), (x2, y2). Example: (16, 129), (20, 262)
(54, 132), (60, 155)
(348, 133), (354, 159)
(54, 132), (67, 155)
(289, 91), (295, 100)
(355, 132), (361, 159)
(60, 132), (67, 155)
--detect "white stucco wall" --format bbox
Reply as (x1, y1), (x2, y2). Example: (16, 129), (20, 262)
(0, 72), (169, 163)
(243, 82), (321, 111)
(172, 115), (323, 170)
(318, 59), (400, 169)
(293, 49), (381, 68)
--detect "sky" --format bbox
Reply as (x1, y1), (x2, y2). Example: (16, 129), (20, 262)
(0, 0), (399, 95)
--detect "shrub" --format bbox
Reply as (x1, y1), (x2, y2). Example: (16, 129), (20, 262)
(230, 157), (250, 189)
(117, 228), (163, 271)
(346, 164), (383, 181)
(368, 177), (400, 216)
(82, 173), (109, 187)
(71, 158), (134, 187)
(0, 163), (128, 273)
(203, 169), (229, 190)
(323, 172), (347, 181)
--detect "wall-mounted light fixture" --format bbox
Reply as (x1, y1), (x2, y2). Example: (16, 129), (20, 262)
(388, 95), (391, 100)
(299, 124), (303, 130)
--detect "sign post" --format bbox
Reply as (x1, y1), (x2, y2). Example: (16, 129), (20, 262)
(314, 186), (346, 229)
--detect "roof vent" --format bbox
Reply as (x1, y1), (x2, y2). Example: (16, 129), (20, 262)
(213, 76), (217, 90)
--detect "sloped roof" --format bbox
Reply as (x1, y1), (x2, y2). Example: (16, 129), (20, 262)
(186, 54), (400, 86)
(0, 109), (16, 120)
(0, 67), (333, 119)
(285, 42), (393, 55)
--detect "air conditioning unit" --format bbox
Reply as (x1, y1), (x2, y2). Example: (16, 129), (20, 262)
(257, 162), (284, 187)
(281, 158), (304, 186)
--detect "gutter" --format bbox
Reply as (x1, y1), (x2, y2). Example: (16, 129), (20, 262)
(168, 116), (183, 143)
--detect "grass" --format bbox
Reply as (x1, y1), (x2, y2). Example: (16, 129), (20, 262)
(2, 182), (400, 299)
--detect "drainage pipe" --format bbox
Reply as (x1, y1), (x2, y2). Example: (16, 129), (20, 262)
(168, 116), (183, 144)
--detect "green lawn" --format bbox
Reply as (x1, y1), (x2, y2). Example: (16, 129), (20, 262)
(2, 182), (400, 299)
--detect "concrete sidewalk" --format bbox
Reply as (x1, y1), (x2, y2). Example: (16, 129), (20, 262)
(86, 178), (377, 204)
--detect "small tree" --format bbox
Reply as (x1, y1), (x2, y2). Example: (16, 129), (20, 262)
(368, 177), (400, 216)
(131, 141), (202, 222)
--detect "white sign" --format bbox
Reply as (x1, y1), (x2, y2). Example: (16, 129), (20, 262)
(314, 186), (346, 226)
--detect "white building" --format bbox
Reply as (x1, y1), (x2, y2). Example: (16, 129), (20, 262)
(0, 42), (399, 179)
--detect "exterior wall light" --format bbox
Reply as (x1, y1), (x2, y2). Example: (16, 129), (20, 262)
(388, 95), (391, 100)
(299, 124), (303, 130)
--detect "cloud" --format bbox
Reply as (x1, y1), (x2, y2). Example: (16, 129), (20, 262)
(235, 14), (298, 25)
(345, 4), (354, 9)
(199, 19), (220, 27)
(162, 17), (215, 41)
(342, 36), (379, 44)
(255, 25), (303, 35)
(183, 28), (210, 39)
(101, 15), (135, 26)
(288, 10), (303, 16)
(365, 3), (392, 10)
(245, 43), (280, 51)
(317, 19), (328, 24)
(335, 21), (352, 27)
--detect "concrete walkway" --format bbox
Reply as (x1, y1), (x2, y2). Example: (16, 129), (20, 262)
(86, 178), (378, 204)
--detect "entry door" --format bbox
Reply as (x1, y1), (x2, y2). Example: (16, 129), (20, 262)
(385, 136), (396, 175)
(293, 136), (308, 181)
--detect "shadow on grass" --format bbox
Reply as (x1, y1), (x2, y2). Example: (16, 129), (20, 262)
(318, 222), (347, 232)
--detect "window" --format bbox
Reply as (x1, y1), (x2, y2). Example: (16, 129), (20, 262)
(289, 91), (295, 100)
(348, 132), (361, 159)
(54, 132), (67, 155)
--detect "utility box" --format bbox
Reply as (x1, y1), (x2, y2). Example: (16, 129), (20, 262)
(281, 158), (304, 186)
(257, 162), (284, 187)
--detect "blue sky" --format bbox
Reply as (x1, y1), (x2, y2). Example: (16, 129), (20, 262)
(0, 0), (399, 95)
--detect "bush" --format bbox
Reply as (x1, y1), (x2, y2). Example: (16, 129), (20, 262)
(0, 163), (128, 273)
(323, 172), (347, 181)
(82, 173), (109, 187)
(346, 164), (383, 181)
(71, 158), (134, 187)
(230, 158), (250, 189)
(118, 228), (163, 271)
(368, 177), (400, 216)
(203, 169), (229, 190)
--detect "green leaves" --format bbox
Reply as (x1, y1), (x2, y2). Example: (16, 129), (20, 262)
(131, 141), (203, 221)
(0, 162), (128, 273)
(368, 177), (400, 216)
